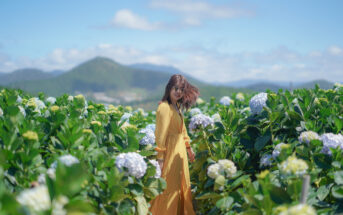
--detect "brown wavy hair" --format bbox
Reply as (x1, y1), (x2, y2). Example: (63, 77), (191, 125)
(161, 74), (200, 110)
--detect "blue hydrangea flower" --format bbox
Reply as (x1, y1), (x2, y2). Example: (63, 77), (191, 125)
(249, 93), (268, 114)
(320, 133), (343, 155)
(189, 113), (214, 131)
(115, 152), (147, 179)
(220, 96), (232, 106)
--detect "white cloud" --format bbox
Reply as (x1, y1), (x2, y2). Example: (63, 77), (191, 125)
(1, 44), (343, 83)
(150, 0), (254, 26)
(111, 9), (160, 30)
(328, 46), (342, 56)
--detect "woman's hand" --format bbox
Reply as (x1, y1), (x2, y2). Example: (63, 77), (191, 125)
(187, 147), (195, 163)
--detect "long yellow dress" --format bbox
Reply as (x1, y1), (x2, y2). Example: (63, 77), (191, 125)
(149, 101), (196, 215)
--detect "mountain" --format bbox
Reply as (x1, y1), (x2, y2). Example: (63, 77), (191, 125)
(0, 68), (55, 85)
(4, 56), (251, 110)
(129, 63), (183, 75)
(296, 79), (334, 89)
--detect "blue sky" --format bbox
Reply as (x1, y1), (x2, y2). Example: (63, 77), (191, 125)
(0, 0), (342, 83)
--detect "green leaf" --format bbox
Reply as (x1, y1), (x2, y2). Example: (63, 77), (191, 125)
(216, 196), (233, 210)
(317, 185), (330, 201)
(135, 196), (149, 215)
(332, 185), (343, 199)
(269, 186), (292, 204)
(334, 171), (343, 185)
(196, 192), (222, 200)
(254, 133), (271, 152)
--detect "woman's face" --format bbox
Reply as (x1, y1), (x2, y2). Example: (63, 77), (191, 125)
(170, 84), (184, 103)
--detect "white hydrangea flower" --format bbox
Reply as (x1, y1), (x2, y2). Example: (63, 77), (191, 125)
(281, 204), (316, 215)
(207, 163), (221, 179)
(50, 154), (80, 169)
(26, 97), (46, 114)
(51, 195), (69, 215)
(46, 97), (56, 104)
(219, 96), (232, 106)
(320, 133), (343, 155)
(139, 128), (155, 145)
(249, 93), (268, 114)
(189, 108), (202, 116)
(18, 106), (26, 117)
(235, 93), (245, 101)
(260, 154), (273, 167)
(120, 113), (132, 123)
(272, 143), (288, 159)
(67, 95), (73, 101)
(279, 156), (308, 177)
(149, 159), (161, 178)
(299, 131), (320, 144)
(17, 95), (23, 103)
(196, 97), (205, 104)
(189, 113), (214, 131)
(134, 108), (148, 117)
(115, 152), (147, 179)
(0, 107), (3, 117)
(211, 113), (221, 123)
(218, 159), (237, 178)
(151, 111), (156, 115)
(16, 185), (51, 212)
(39, 155), (81, 182)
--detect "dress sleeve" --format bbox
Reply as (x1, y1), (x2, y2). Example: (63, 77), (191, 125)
(154, 102), (170, 159)
(182, 119), (191, 148)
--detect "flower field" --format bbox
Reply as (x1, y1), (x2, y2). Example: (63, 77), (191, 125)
(0, 83), (343, 214)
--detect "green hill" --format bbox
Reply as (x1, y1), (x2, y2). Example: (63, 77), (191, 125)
(5, 57), (250, 110)
(0, 68), (55, 85)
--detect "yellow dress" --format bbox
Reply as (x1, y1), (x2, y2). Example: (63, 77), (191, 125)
(149, 101), (195, 215)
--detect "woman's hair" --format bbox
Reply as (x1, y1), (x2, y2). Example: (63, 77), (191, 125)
(161, 74), (200, 110)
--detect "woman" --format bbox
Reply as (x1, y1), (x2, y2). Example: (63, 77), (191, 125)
(149, 74), (199, 215)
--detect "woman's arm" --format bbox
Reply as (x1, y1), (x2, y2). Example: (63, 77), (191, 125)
(183, 119), (195, 162)
(154, 102), (170, 161)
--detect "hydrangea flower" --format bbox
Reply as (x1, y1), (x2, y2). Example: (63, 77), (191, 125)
(207, 159), (237, 179)
(279, 156), (308, 177)
(50, 154), (80, 169)
(320, 133), (343, 155)
(189, 113), (214, 131)
(219, 96), (232, 106)
(134, 108), (148, 117)
(115, 152), (147, 179)
(299, 131), (320, 144)
(46, 97), (56, 104)
(235, 93), (245, 101)
(260, 154), (273, 167)
(272, 143), (288, 159)
(149, 159), (161, 178)
(67, 96), (73, 101)
(120, 113), (133, 123)
(249, 93), (268, 114)
(139, 128), (155, 145)
(280, 204), (316, 215)
(0, 107), (3, 117)
(26, 97), (46, 114)
(23, 131), (38, 141)
(18, 106), (26, 117)
(189, 108), (202, 116)
(17, 95), (23, 103)
(16, 185), (51, 212)
(196, 97), (205, 104)
(211, 113), (221, 123)
(146, 123), (156, 131)
(207, 163), (221, 179)
(218, 159), (237, 178)
(38, 155), (80, 184)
